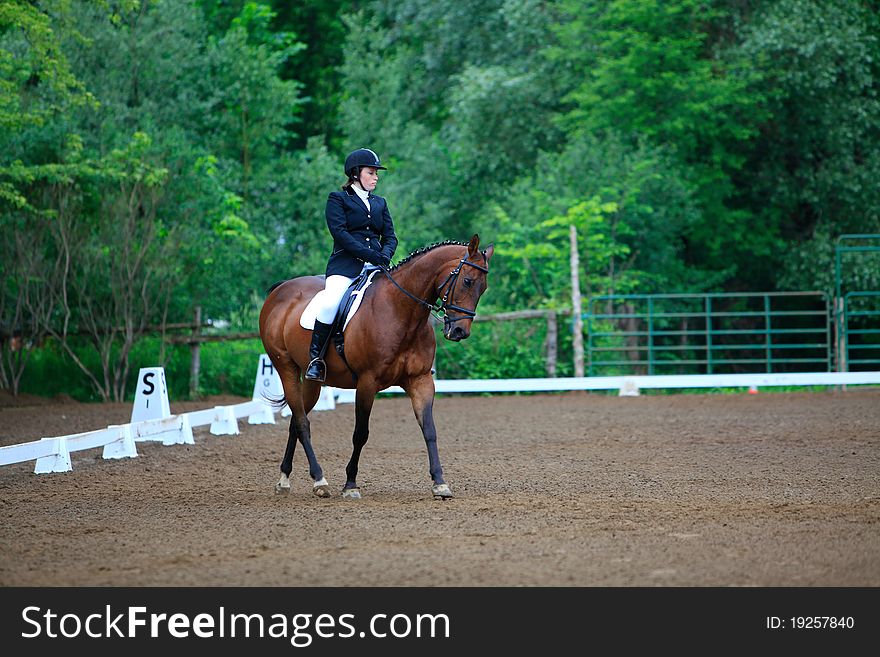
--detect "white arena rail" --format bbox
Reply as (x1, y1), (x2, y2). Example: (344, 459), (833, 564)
(1, 424), (138, 474)
(0, 399), (276, 475)
(372, 371), (880, 396)
(0, 361), (298, 475)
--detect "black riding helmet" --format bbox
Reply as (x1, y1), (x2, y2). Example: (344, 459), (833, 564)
(344, 148), (387, 178)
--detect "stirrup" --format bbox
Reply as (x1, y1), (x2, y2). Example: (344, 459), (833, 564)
(305, 358), (326, 382)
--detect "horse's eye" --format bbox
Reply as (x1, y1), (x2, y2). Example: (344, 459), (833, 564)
(463, 278), (473, 288)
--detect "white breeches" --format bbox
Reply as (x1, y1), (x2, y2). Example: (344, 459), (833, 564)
(313, 274), (355, 324)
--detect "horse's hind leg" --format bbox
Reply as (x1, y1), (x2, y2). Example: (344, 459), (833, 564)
(274, 360), (300, 494)
(342, 380), (379, 499)
(276, 362), (330, 497)
(275, 412), (299, 494)
(298, 379), (331, 497)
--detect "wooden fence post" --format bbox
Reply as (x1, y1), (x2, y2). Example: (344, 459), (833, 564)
(570, 225), (584, 378)
(545, 311), (557, 377)
(189, 306), (201, 399)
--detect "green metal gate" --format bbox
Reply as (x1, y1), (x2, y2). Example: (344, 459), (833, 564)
(585, 292), (831, 376)
(835, 235), (880, 372)
(844, 292), (880, 371)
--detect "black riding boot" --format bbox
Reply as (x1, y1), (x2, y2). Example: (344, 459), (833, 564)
(305, 320), (333, 382)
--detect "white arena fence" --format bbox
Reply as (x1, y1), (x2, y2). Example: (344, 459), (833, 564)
(375, 370), (880, 396)
(2, 356), (878, 475)
(0, 360), (311, 475)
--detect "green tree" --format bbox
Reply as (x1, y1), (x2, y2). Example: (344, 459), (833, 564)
(204, 5), (305, 197)
(3, 1), (308, 398)
(337, 1), (564, 247)
(43, 133), (177, 401)
(199, 0), (354, 149)
(549, 0), (772, 287)
(735, 0), (880, 293)
(0, 0), (98, 393)
(0, 0), (97, 209)
(485, 132), (704, 310)
(336, 11), (464, 249)
(268, 0), (354, 149)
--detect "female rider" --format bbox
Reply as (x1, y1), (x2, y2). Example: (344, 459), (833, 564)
(305, 148), (398, 382)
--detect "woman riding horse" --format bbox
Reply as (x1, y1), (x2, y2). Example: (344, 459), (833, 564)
(260, 232), (494, 500)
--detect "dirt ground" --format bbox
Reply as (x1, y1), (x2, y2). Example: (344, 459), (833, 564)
(1, 387), (878, 587)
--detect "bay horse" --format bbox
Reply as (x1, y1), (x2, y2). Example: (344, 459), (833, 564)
(259, 234), (493, 499)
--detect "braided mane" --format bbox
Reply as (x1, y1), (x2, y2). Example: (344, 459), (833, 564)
(389, 240), (468, 271)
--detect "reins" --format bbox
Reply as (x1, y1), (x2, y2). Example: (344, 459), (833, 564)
(379, 254), (489, 324)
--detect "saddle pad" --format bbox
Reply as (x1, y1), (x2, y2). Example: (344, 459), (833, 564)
(300, 269), (380, 331)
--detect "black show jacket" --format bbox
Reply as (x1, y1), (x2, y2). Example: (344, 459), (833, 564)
(324, 187), (398, 278)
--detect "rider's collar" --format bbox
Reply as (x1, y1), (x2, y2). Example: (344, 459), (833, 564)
(351, 183), (371, 200)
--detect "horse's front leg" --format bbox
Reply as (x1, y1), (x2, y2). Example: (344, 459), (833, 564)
(342, 380), (379, 499)
(407, 374), (453, 499)
(295, 410), (330, 497)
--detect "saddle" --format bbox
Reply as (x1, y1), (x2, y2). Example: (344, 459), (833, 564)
(300, 266), (382, 380)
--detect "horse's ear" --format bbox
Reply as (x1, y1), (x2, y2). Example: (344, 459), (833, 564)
(467, 234), (480, 258)
(483, 243), (495, 262)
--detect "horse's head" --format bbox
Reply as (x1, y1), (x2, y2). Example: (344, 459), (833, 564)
(437, 234), (494, 341)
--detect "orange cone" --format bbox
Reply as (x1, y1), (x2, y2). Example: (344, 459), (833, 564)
(748, 385), (758, 394)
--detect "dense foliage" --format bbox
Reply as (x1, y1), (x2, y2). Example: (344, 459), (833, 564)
(2, 0), (878, 400)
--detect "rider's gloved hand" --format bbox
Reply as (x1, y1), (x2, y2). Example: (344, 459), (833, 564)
(363, 250), (383, 266)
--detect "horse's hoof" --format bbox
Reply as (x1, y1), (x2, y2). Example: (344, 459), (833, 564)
(312, 477), (331, 498)
(342, 487), (361, 499)
(275, 482), (290, 495)
(432, 483), (454, 499)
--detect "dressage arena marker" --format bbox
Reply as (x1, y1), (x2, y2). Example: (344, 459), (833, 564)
(249, 354), (284, 424)
(130, 367), (171, 422)
(249, 353), (334, 413)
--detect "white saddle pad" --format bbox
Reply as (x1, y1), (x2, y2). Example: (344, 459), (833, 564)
(299, 269), (380, 332)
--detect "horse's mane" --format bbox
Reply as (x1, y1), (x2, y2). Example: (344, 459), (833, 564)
(264, 241), (469, 298)
(390, 240), (468, 271)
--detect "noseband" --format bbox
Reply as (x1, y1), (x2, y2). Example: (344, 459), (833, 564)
(379, 255), (489, 325)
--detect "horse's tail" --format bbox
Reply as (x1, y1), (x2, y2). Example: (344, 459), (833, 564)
(261, 393), (289, 411)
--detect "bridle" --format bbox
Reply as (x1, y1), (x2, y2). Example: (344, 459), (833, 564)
(379, 253), (489, 326)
